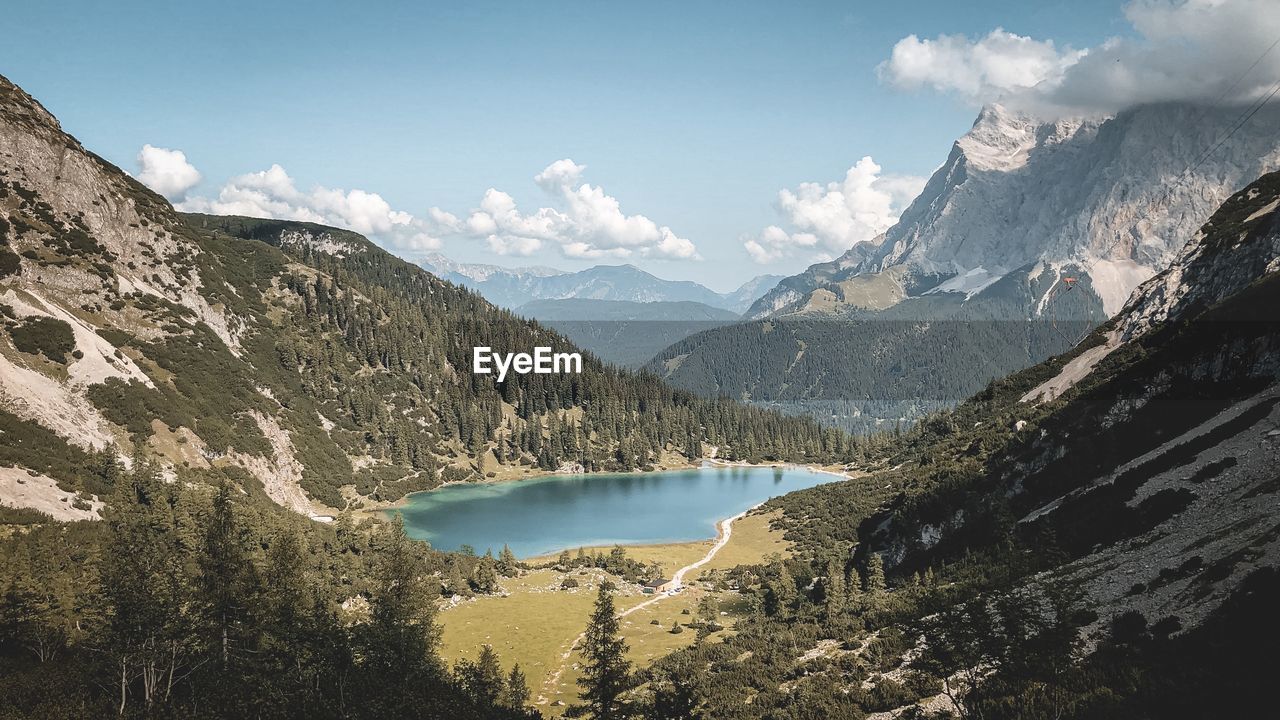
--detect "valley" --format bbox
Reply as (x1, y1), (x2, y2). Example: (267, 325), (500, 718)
(652, 102), (1280, 431)
(5, 2), (1280, 716)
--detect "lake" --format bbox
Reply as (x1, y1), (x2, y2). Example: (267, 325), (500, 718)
(393, 464), (843, 558)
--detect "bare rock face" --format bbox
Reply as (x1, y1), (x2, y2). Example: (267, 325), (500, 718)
(863, 171), (1280, 636)
(748, 102), (1280, 320)
(0, 75), (242, 352)
(0, 74), (309, 515)
(1119, 173), (1280, 341)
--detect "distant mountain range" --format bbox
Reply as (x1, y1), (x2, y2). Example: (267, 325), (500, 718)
(420, 253), (781, 314)
(655, 102), (1280, 431)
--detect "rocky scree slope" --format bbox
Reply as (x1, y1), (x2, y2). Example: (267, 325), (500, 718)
(782, 170), (1280, 637)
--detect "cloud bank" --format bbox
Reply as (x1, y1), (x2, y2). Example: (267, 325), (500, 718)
(743, 157), (925, 265)
(141, 152), (696, 260)
(461, 159), (699, 259)
(879, 0), (1280, 116)
(135, 145), (201, 201)
(176, 164), (442, 252)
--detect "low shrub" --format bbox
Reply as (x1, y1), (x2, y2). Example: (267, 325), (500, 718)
(10, 316), (75, 362)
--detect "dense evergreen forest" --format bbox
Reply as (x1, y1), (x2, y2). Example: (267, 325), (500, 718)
(0, 67), (851, 513)
(176, 214), (853, 504)
(645, 272), (1101, 433)
(0, 458), (542, 719)
(0, 72), (859, 720)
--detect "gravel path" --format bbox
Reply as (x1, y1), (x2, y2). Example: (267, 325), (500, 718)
(536, 503), (761, 705)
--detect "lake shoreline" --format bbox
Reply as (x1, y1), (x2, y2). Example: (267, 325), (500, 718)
(368, 458), (851, 518)
(389, 463), (849, 558)
(412, 456), (849, 502)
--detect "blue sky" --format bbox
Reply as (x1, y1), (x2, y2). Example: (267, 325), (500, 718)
(3, 1), (1144, 289)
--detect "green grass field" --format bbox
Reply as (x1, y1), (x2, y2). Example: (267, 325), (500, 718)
(438, 507), (791, 713)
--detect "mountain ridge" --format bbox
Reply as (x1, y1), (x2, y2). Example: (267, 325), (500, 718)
(0, 73), (846, 521)
(421, 252), (780, 313)
(747, 102), (1280, 320)
(647, 168), (1280, 719)
(653, 101), (1280, 431)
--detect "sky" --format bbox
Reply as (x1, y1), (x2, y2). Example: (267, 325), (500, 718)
(4, 1), (1277, 291)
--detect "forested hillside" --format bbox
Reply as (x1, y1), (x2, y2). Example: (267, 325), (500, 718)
(0, 71), (854, 719)
(646, 276), (1098, 433)
(623, 171), (1280, 718)
(1, 462), (543, 718)
(0, 71), (849, 525)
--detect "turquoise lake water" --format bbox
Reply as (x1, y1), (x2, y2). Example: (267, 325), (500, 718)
(394, 464), (842, 558)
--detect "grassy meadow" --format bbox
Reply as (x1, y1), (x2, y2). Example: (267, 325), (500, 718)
(437, 508), (791, 713)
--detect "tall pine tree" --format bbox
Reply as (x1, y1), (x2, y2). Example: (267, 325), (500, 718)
(572, 584), (633, 719)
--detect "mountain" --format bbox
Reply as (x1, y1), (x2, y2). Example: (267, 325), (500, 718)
(722, 273), (784, 313)
(643, 170), (1280, 719)
(748, 103), (1280, 320)
(514, 298), (739, 368)
(420, 254), (780, 313)
(0, 73), (844, 522)
(656, 102), (1280, 431)
(418, 252), (564, 307)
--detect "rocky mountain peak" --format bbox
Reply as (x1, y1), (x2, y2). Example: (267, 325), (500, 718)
(955, 103), (1046, 171)
(749, 101), (1280, 320)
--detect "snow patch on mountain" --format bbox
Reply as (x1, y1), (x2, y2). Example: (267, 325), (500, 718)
(925, 265), (1007, 298)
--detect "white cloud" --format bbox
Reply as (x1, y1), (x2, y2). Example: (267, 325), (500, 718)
(879, 29), (1084, 106)
(879, 0), (1280, 116)
(743, 157), (925, 265)
(179, 163), (441, 252)
(136, 145), (202, 200)
(487, 234), (544, 256)
(460, 159), (700, 259)
(156, 153), (694, 261)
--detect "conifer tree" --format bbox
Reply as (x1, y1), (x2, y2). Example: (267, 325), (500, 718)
(473, 552), (499, 594)
(500, 664), (531, 711)
(823, 555), (846, 617)
(763, 559), (797, 618)
(361, 515), (441, 679)
(101, 459), (189, 713)
(457, 644), (505, 707)
(866, 552), (887, 606)
(498, 544), (519, 577)
(195, 483), (260, 668)
(445, 560), (471, 598)
(572, 584), (632, 719)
